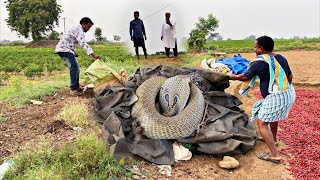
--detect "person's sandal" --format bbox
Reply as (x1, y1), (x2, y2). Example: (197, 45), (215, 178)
(256, 153), (281, 164)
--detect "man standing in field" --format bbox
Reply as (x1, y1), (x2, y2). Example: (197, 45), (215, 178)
(130, 11), (148, 59)
(229, 36), (295, 164)
(55, 17), (100, 95)
(161, 12), (178, 58)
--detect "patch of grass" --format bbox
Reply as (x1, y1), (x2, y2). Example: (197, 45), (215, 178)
(0, 65), (21, 73)
(0, 115), (7, 123)
(24, 65), (44, 77)
(204, 38), (320, 53)
(56, 99), (89, 127)
(0, 74), (69, 108)
(4, 132), (128, 179)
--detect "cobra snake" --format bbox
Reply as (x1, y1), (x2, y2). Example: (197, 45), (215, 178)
(131, 75), (205, 139)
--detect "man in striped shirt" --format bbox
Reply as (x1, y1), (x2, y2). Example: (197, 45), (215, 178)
(55, 17), (100, 95)
(229, 36), (295, 164)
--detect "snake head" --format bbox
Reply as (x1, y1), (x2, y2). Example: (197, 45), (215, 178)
(159, 75), (191, 116)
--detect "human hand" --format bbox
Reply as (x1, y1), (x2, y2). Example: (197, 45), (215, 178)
(145, 36), (147, 40)
(91, 53), (100, 60)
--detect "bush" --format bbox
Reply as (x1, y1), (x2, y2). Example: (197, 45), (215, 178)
(25, 65), (43, 77)
(0, 65), (21, 73)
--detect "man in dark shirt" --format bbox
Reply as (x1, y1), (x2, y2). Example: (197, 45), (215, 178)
(130, 11), (147, 59)
(229, 36), (295, 164)
(244, 54), (292, 98)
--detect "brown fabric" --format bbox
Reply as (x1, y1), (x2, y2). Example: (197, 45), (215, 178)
(94, 65), (257, 165)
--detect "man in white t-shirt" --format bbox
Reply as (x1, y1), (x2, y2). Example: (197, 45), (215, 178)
(161, 12), (178, 57)
(55, 17), (99, 95)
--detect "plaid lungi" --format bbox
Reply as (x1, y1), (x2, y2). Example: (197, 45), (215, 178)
(251, 84), (296, 122)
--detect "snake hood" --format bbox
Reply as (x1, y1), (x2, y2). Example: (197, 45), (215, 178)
(159, 75), (191, 116)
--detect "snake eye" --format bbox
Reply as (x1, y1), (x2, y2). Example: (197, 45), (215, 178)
(173, 95), (179, 106)
(164, 93), (169, 107)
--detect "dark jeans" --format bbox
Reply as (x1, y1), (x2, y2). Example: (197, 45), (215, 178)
(165, 39), (178, 57)
(57, 52), (80, 90)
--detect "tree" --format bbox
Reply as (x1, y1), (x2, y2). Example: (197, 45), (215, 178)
(113, 35), (121, 42)
(94, 27), (103, 42)
(5, 0), (62, 41)
(245, 35), (256, 40)
(187, 14), (219, 50)
(48, 30), (60, 40)
(216, 35), (223, 41)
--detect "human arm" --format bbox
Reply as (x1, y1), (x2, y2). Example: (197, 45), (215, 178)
(75, 30), (95, 57)
(288, 74), (293, 84)
(90, 53), (100, 60)
(129, 21), (133, 41)
(166, 20), (172, 27)
(230, 61), (260, 81)
(287, 61), (293, 84)
(142, 21), (147, 40)
(161, 24), (164, 40)
(229, 74), (250, 81)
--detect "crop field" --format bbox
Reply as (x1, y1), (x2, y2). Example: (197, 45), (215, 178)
(205, 38), (320, 53)
(0, 39), (319, 179)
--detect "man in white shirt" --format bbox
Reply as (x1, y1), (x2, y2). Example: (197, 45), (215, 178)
(161, 12), (178, 57)
(55, 17), (99, 95)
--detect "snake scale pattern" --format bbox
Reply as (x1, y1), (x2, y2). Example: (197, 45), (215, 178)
(132, 76), (205, 139)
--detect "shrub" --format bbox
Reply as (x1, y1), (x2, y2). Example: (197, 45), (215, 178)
(25, 65), (43, 77)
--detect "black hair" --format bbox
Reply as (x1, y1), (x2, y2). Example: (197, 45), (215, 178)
(256, 36), (274, 51)
(134, 11), (139, 14)
(80, 17), (94, 25)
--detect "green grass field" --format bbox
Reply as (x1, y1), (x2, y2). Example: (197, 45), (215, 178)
(1, 38), (319, 108)
(1, 38), (319, 179)
(0, 44), (203, 108)
(205, 38), (320, 53)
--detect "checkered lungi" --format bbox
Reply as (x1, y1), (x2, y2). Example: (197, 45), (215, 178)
(251, 84), (296, 122)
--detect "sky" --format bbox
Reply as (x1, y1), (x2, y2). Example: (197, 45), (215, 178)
(0, 0), (319, 53)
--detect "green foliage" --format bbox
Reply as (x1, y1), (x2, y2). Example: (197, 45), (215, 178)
(204, 38), (320, 53)
(94, 27), (103, 42)
(0, 74), (10, 86)
(113, 35), (121, 42)
(25, 65), (44, 77)
(56, 100), (89, 127)
(0, 75), (68, 108)
(0, 40), (26, 46)
(5, 0), (62, 41)
(245, 35), (256, 40)
(188, 14), (219, 50)
(4, 132), (128, 179)
(48, 30), (60, 40)
(0, 65), (21, 73)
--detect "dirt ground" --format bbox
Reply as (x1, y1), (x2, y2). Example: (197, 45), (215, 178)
(0, 50), (319, 179)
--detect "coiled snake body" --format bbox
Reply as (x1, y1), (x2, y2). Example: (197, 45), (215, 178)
(132, 75), (205, 139)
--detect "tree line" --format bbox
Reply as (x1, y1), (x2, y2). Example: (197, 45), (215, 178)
(5, 0), (219, 50)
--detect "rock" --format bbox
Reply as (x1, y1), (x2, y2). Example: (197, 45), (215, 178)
(132, 175), (140, 180)
(218, 156), (240, 169)
(30, 100), (43, 105)
(72, 127), (83, 132)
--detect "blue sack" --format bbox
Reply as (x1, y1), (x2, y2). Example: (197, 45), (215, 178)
(216, 54), (250, 74)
